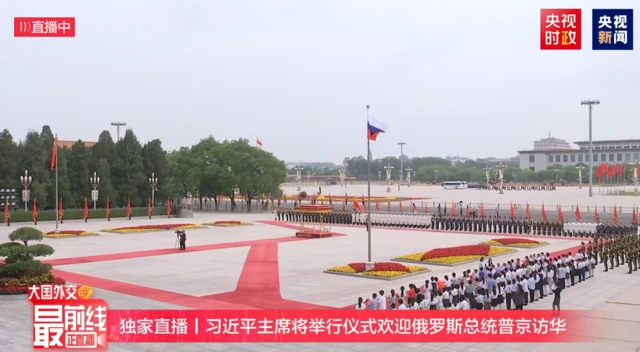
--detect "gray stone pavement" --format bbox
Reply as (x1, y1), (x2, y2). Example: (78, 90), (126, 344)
(2, 200), (640, 351)
(3, 267), (640, 351)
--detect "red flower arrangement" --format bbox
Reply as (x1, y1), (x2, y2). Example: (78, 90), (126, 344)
(346, 262), (411, 273)
(421, 245), (491, 260)
(111, 224), (195, 230)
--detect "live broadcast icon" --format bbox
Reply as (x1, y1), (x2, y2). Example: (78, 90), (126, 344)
(592, 9), (634, 50)
(540, 9), (582, 50)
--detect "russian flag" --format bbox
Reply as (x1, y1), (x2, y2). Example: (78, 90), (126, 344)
(367, 112), (388, 141)
(412, 202), (418, 213)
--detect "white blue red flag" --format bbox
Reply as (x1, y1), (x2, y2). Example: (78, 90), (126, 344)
(367, 112), (388, 141)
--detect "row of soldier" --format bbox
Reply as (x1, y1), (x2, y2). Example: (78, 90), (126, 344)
(595, 232), (640, 273)
(275, 209), (636, 238)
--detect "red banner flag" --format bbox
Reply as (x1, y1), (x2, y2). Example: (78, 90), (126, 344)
(50, 136), (57, 170)
(32, 198), (38, 224)
(541, 203), (547, 222)
(425, 202), (429, 214)
(3, 199), (8, 224)
(557, 205), (563, 222)
(613, 205), (619, 224)
(399, 201), (404, 213)
(148, 197), (152, 219)
(510, 202), (516, 220)
(594, 204), (599, 223)
(479, 202), (484, 218)
(83, 198), (89, 222)
(575, 203), (581, 221)
(387, 201), (391, 212)
(342, 197), (346, 211)
(525, 203), (531, 221)
(106, 197), (111, 220)
(375, 201), (380, 212)
(353, 199), (362, 212)
(450, 201), (456, 216)
(632, 206), (637, 225)
(59, 198), (64, 223)
(126, 197), (132, 219)
(167, 197), (172, 218)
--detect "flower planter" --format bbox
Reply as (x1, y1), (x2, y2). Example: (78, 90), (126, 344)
(393, 245), (516, 266)
(482, 238), (549, 248)
(203, 221), (253, 227)
(101, 224), (206, 234)
(44, 230), (98, 238)
(0, 293), (28, 301)
(324, 262), (430, 281)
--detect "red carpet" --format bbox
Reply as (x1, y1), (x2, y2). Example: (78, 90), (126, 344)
(35, 220), (587, 311)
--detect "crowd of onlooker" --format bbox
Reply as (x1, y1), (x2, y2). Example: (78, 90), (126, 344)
(355, 250), (596, 315)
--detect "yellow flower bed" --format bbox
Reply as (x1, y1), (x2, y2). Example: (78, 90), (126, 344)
(44, 231), (98, 238)
(284, 194), (399, 202)
(203, 221), (253, 227)
(363, 266), (429, 278)
(482, 240), (547, 247)
(395, 247), (515, 265)
(327, 265), (357, 274)
(102, 224), (206, 234)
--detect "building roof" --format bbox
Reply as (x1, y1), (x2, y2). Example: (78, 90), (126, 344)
(518, 148), (578, 154)
(57, 140), (97, 149)
(574, 139), (640, 145)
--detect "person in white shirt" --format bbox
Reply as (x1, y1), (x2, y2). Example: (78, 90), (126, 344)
(460, 296), (471, 310)
(397, 298), (408, 310)
(377, 290), (387, 310)
(546, 267), (555, 294)
(418, 295), (429, 310)
(528, 275), (536, 303)
(589, 256), (596, 278)
(441, 289), (451, 309)
(355, 297), (366, 310)
(520, 277), (529, 305)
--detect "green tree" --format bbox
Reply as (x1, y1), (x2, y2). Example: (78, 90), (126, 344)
(91, 130), (116, 168)
(111, 130), (145, 206)
(95, 158), (116, 207)
(20, 131), (50, 208)
(0, 227), (54, 279)
(142, 139), (171, 205)
(67, 141), (91, 207)
(0, 129), (19, 188)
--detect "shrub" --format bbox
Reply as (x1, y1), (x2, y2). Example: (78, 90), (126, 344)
(9, 227), (43, 246)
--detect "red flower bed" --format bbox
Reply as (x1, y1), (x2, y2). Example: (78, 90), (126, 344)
(347, 262), (411, 273)
(492, 238), (539, 245)
(111, 224), (193, 230)
(422, 245), (491, 260)
(45, 230), (84, 235)
(0, 276), (66, 295)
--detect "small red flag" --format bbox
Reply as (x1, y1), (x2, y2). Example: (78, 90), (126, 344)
(167, 197), (172, 218)
(59, 198), (64, 222)
(479, 203), (485, 218)
(106, 197), (111, 220)
(126, 197), (132, 218)
(375, 201), (380, 212)
(256, 138), (263, 147)
(3, 199), (8, 224)
(450, 202), (456, 216)
(575, 203), (582, 221)
(510, 202), (516, 220)
(613, 205), (619, 224)
(594, 204), (600, 223)
(399, 202), (404, 213)
(525, 203), (531, 221)
(32, 198), (38, 223)
(557, 205), (563, 222)
(353, 199), (362, 212)
(148, 197), (152, 218)
(632, 207), (637, 225)
(541, 203), (547, 222)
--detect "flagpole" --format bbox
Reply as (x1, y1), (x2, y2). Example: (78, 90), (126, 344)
(54, 135), (59, 231)
(366, 105), (373, 269)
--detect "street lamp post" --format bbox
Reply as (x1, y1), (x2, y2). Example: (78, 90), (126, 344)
(576, 166), (585, 189)
(384, 164), (394, 192)
(398, 142), (406, 183)
(339, 169), (346, 187)
(433, 169), (439, 183)
(581, 100), (599, 197)
(496, 163), (506, 194)
(631, 161), (639, 195)
(377, 170), (382, 182)
(295, 166), (303, 191)
(149, 172), (158, 206)
(19, 170), (32, 212)
(90, 172), (100, 210)
(554, 166), (560, 184)
(306, 171), (311, 183)
(405, 168), (413, 187)
(484, 166), (492, 188)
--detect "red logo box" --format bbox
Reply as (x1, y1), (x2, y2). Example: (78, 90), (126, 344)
(540, 9), (581, 50)
(14, 17), (75, 37)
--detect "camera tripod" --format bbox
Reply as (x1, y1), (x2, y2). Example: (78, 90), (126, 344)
(174, 234), (180, 250)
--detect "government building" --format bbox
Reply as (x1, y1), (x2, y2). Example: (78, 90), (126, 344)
(518, 135), (640, 171)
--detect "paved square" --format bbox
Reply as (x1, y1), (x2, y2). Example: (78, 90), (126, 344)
(1, 185), (639, 351)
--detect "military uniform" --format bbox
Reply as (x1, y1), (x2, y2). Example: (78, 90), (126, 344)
(603, 248), (609, 272)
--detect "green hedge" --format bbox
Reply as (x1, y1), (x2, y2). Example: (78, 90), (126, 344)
(8, 206), (177, 223)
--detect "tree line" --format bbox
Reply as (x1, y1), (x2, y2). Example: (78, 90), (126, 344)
(343, 155), (629, 184)
(0, 126), (287, 211)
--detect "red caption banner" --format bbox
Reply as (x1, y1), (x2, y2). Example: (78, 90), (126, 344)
(14, 17), (75, 37)
(107, 310), (587, 343)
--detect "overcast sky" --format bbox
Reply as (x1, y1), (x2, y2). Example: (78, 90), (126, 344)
(2, 1), (638, 163)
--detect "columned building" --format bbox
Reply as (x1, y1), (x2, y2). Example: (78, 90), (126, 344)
(518, 139), (640, 171)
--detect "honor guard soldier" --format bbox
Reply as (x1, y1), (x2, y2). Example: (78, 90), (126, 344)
(603, 247), (609, 272)
(628, 246), (634, 274)
(610, 243), (616, 269)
